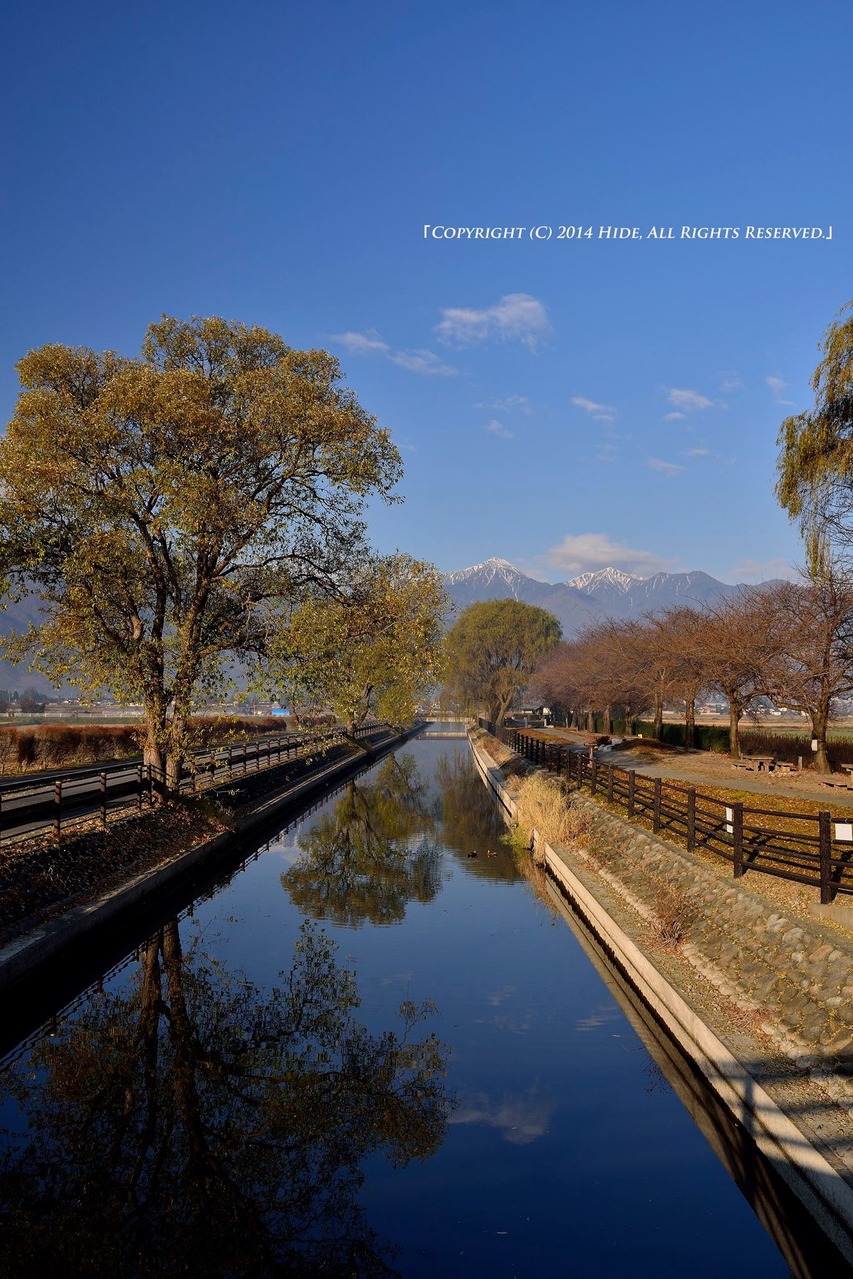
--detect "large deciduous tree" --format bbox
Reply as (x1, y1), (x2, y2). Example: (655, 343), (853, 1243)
(443, 599), (561, 727)
(0, 317), (401, 792)
(699, 591), (778, 759)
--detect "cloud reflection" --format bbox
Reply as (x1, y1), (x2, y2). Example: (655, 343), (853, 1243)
(451, 1085), (554, 1145)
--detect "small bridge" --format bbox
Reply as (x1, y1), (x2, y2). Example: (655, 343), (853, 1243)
(417, 720), (470, 739)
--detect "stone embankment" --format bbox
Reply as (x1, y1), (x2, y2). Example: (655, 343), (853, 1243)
(470, 729), (853, 1264)
(569, 792), (853, 1082)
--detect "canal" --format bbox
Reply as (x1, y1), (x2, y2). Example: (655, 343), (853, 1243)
(0, 737), (847, 1276)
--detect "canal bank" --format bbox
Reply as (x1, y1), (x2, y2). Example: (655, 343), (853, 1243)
(469, 729), (853, 1265)
(0, 724), (415, 993)
(0, 735), (804, 1278)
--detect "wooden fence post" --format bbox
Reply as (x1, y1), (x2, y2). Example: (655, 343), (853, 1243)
(733, 802), (744, 877)
(628, 770), (635, 818)
(820, 811), (833, 905)
(100, 771), (108, 829)
(54, 780), (62, 839)
(653, 777), (661, 832)
(687, 787), (695, 852)
(607, 763), (614, 803)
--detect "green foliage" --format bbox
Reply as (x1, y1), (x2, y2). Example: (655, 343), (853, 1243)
(443, 599), (561, 726)
(271, 553), (447, 732)
(0, 317), (401, 790)
(776, 299), (853, 568)
(634, 719), (853, 763)
(635, 721), (730, 751)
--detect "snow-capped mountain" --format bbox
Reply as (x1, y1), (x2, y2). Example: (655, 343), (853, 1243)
(566, 568), (641, 594)
(444, 557), (750, 635)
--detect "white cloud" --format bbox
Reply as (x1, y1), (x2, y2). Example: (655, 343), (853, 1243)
(544, 532), (672, 577)
(684, 447), (710, 457)
(571, 395), (617, 423)
(476, 394), (534, 415)
(333, 329), (390, 356)
(435, 293), (551, 349)
(389, 348), (456, 375)
(450, 1089), (555, 1145)
(646, 458), (685, 477)
(719, 373), (744, 392)
(663, 411), (686, 422)
(666, 387), (714, 412)
(483, 419), (513, 439)
(729, 557), (798, 583)
(331, 329), (455, 376)
(766, 375), (794, 405)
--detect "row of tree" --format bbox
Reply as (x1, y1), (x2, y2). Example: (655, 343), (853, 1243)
(531, 572), (853, 772)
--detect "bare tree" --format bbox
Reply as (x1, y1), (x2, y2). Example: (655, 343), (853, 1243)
(699, 591), (779, 759)
(759, 568), (853, 773)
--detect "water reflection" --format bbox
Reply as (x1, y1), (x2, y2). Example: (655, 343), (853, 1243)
(0, 917), (452, 1278)
(451, 1084), (556, 1146)
(282, 754), (442, 927)
(434, 751), (520, 882)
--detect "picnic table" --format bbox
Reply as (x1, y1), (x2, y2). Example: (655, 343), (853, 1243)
(731, 755), (776, 772)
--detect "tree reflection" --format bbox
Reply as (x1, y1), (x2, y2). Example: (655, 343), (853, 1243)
(282, 754), (442, 927)
(0, 919), (452, 1278)
(434, 750), (521, 882)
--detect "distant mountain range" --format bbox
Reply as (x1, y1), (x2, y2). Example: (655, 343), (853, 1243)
(0, 558), (768, 695)
(444, 557), (758, 636)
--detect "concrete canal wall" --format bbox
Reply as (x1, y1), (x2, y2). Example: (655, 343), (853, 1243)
(469, 731), (853, 1266)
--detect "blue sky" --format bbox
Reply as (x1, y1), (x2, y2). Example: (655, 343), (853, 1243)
(2, 0), (851, 584)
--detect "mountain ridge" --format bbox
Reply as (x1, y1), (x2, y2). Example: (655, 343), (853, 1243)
(443, 557), (765, 635)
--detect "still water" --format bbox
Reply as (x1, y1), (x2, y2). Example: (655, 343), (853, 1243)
(0, 739), (842, 1276)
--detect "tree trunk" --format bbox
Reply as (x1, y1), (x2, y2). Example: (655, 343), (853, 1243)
(165, 710), (189, 797)
(623, 704), (632, 737)
(728, 698), (743, 758)
(685, 698), (696, 750)
(811, 707), (832, 774)
(653, 693), (663, 741)
(602, 703), (612, 735)
(143, 735), (166, 805)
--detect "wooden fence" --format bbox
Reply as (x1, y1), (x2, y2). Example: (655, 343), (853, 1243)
(0, 725), (387, 846)
(479, 720), (853, 905)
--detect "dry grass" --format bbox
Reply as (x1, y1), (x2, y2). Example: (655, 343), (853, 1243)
(647, 882), (696, 948)
(513, 771), (591, 851)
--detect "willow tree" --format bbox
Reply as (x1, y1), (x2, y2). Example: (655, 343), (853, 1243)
(0, 317), (401, 792)
(777, 299), (853, 569)
(443, 599), (561, 728)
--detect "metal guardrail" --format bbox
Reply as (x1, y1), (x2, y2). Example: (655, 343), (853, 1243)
(478, 719), (853, 905)
(0, 723), (386, 847)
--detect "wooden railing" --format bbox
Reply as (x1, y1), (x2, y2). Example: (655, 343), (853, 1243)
(477, 719), (853, 905)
